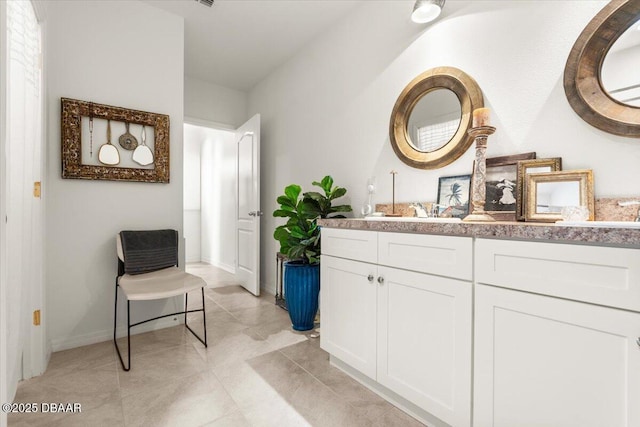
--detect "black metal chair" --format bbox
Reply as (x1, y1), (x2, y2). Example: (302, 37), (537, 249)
(114, 229), (207, 371)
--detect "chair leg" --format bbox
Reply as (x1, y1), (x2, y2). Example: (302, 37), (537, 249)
(114, 283), (131, 371)
(184, 288), (208, 348)
(201, 288), (208, 347)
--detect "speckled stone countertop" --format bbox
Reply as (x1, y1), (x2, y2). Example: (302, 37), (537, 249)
(318, 218), (640, 248)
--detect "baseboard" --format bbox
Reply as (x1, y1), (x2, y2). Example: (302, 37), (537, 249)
(212, 260), (235, 274)
(50, 317), (181, 352)
(261, 281), (276, 296)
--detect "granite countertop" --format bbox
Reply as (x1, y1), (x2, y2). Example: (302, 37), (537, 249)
(318, 218), (640, 248)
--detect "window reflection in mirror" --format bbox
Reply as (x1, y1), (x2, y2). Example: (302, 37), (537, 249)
(406, 89), (461, 153)
(601, 17), (640, 107)
(535, 181), (580, 214)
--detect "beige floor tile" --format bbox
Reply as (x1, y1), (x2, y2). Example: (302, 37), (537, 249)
(122, 372), (237, 427)
(47, 397), (125, 427)
(376, 406), (428, 427)
(9, 364), (120, 426)
(186, 263), (239, 289)
(279, 338), (331, 379)
(115, 324), (197, 360)
(227, 303), (289, 327)
(202, 309), (248, 338)
(46, 340), (117, 373)
(206, 286), (272, 312)
(196, 328), (275, 368)
(10, 276), (426, 427)
(241, 398), (314, 427)
(247, 317), (309, 350)
(212, 359), (283, 409)
(199, 410), (251, 427)
(117, 344), (207, 397)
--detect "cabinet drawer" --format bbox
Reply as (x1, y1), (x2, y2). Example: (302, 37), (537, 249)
(378, 232), (472, 280)
(321, 228), (377, 264)
(475, 239), (640, 312)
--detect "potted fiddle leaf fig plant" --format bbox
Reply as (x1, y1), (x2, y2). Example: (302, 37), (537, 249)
(273, 176), (352, 331)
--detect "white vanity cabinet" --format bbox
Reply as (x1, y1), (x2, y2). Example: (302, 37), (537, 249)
(321, 228), (473, 427)
(474, 238), (640, 427)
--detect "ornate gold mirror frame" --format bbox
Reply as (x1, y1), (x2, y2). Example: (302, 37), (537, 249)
(389, 66), (484, 169)
(564, 0), (640, 137)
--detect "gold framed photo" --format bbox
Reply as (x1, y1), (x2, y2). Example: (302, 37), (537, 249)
(524, 170), (594, 222)
(516, 158), (562, 221)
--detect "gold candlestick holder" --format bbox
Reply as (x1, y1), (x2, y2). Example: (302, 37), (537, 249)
(386, 170), (401, 217)
(463, 125), (497, 222)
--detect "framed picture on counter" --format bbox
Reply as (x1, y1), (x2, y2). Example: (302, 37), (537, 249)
(437, 174), (472, 219)
(516, 157), (562, 220)
(482, 152), (536, 221)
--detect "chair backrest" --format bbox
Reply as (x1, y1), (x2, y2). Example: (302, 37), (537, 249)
(118, 229), (179, 275)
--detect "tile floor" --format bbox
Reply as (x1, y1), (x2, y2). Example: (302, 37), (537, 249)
(8, 264), (425, 427)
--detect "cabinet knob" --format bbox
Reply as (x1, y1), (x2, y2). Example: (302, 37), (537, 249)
(637, 337), (640, 349)
(377, 276), (384, 284)
(367, 274), (374, 282)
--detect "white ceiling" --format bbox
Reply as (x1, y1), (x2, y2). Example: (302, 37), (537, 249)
(144, 0), (364, 91)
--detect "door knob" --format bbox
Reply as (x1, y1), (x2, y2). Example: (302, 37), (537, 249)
(636, 337), (640, 349)
(377, 276), (384, 284)
(248, 211), (263, 217)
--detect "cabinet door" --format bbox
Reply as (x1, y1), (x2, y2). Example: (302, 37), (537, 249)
(320, 255), (377, 379)
(474, 284), (640, 427)
(377, 266), (472, 427)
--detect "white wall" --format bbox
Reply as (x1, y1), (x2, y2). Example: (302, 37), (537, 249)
(184, 125), (202, 263)
(44, 0), (185, 351)
(247, 0), (640, 294)
(185, 76), (248, 128)
(201, 127), (236, 272)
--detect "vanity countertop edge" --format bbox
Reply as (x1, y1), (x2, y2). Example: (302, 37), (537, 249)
(317, 218), (640, 248)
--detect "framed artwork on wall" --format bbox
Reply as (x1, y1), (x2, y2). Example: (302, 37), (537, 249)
(61, 98), (170, 183)
(437, 174), (472, 219)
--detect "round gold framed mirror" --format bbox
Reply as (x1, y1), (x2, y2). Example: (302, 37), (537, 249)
(564, 0), (640, 137)
(389, 66), (484, 169)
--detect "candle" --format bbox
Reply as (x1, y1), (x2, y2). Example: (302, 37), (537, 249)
(472, 108), (491, 128)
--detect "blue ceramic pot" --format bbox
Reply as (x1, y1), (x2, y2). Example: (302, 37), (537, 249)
(284, 261), (320, 331)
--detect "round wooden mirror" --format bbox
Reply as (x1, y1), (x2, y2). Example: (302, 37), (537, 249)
(389, 66), (484, 169)
(564, 0), (640, 137)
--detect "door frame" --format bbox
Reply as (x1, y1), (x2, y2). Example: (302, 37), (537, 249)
(184, 116), (238, 273)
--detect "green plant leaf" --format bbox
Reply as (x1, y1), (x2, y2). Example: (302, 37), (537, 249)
(303, 191), (324, 202)
(329, 204), (353, 213)
(273, 209), (296, 218)
(276, 195), (296, 209)
(329, 187), (346, 200)
(284, 184), (301, 205)
(321, 176), (333, 192)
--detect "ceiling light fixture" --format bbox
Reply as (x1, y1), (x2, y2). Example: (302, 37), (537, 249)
(411, 0), (445, 24)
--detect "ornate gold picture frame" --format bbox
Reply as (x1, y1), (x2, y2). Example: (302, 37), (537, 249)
(61, 98), (170, 183)
(525, 170), (595, 222)
(516, 158), (562, 221)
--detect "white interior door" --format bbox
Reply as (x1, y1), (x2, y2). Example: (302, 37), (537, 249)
(2, 0), (45, 408)
(235, 114), (261, 296)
